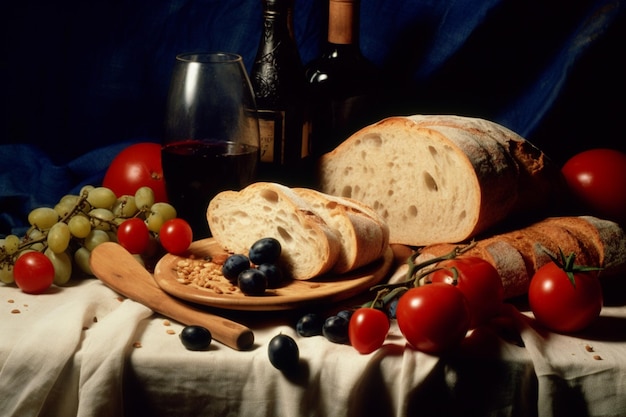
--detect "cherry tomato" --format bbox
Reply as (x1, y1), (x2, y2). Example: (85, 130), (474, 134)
(13, 252), (55, 294)
(349, 307), (390, 354)
(528, 261), (603, 333)
(562, 148), (626, 224)
(429, 256), (504, 328)
(159, 218), (193, 255)
(116, 218), (150, 254)
(103, 143), (168, 203)
(396, 283), (471, 354)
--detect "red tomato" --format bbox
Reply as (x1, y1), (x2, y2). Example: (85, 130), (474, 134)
(103, 143), (168, 203)
(396, 283), (471, 354)
(562, 148), (626, 224)
(159, 218), (193, 255)
(13, 252), (55, 294)
(349, 307), (390, 354)
(117, 218), (150, 254)
(528, 260), (603, 333)
(429, 256), (504, 328)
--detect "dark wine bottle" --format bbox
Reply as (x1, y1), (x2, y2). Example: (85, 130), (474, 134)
(305, 0), (380, 157)
(250, 0), (313, 187)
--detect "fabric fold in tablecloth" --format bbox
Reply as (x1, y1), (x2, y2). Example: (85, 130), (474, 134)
(0, 283), (105, 417)
(76, 299), (152, 417)
(0, 279), (153, 417)
(506, 304), (626, 417)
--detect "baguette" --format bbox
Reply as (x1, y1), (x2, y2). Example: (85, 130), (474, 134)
(317, 115), (563, 246)
(293, 188), (390, 273)
(207, 182), (342, 280)
(414, 216), (626, 299)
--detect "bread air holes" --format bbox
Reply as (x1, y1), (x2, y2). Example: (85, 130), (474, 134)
(423, 171), (438, 192)
(276, 226), (293, 243)
(362, 133), (382, 147)
(340, 186), (352, 198)
(408, 205), (418, 218)
(260, 189), (279, 203)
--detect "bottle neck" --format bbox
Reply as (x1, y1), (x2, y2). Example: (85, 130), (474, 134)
(261, 0), (293, 41)
(328, 0), (358, 45)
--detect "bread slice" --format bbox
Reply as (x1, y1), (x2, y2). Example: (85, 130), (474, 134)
(207, 182), (342, 280)
(317, 115), (562, 246)
(293, 188), (390, 273)
(414, 216), (626, 298)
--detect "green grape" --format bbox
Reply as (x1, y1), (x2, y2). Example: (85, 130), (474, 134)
(28, 207), (59, 230)
(68, 215), (92, 238)
(84, 229), (110, 251)
(47, 222), (71, 253)
(26, 229), (46, 251)
(55, 194), (81, 217)
(80, 185), (95, 196)
(89, 208), (115, 231)
(0, 263), (14, 284)
(112, 195), (138, 218)
(135, 186), (155, 209)
(45, 248), (72, 285)
(151, 202), (177, 222)
(106, 230), (118, 243)
(3, 235), (20, 255)
(74, 247), (93, 276)
(145, 212), (164, 233)
(87, 187), (117, 209)
(59, 194), (81, 205)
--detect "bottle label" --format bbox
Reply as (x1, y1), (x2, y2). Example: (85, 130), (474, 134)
(257, 109), (310, 164)
(258, 110), (283, 163)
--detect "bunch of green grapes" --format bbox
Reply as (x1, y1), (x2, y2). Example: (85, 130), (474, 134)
(0, 185), (178, 287)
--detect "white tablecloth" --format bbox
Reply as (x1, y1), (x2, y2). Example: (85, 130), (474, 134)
(1, 277), (625, 417)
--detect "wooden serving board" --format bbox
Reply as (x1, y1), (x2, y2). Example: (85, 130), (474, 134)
(153, 238), (393, 311)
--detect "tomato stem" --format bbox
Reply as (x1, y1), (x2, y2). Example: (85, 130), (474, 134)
(371, 242), (476, 292)
(541, 246), (603, 288)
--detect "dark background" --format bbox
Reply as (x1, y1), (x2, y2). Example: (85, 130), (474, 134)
(2, 0), (625, 234)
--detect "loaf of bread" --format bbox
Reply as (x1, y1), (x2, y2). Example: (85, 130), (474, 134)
(317, 115), (564, 246)
(293, 188), (390, 273)
(207, 182), (389, 280)
(413, 216), (626, 299)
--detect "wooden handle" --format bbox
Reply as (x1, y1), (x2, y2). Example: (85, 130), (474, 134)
(89, 242), (254, 351)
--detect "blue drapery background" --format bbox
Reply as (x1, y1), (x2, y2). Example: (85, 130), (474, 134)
(2, 0), (625, 236)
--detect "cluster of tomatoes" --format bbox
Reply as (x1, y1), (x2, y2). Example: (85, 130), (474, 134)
(347, 248), (606, 355)
(347, 252), (506, 354)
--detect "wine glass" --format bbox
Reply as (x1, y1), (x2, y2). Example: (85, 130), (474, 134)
(162, 52), (260, 239)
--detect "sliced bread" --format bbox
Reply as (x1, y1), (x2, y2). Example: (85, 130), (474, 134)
(293, 188), (390, 273)
(207, 182), (342, 280)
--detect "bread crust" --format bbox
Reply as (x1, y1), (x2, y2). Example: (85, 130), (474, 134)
(318, 115), (562, 246)
(293, 188), (390, 273)
(415, 216), (626, 299)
